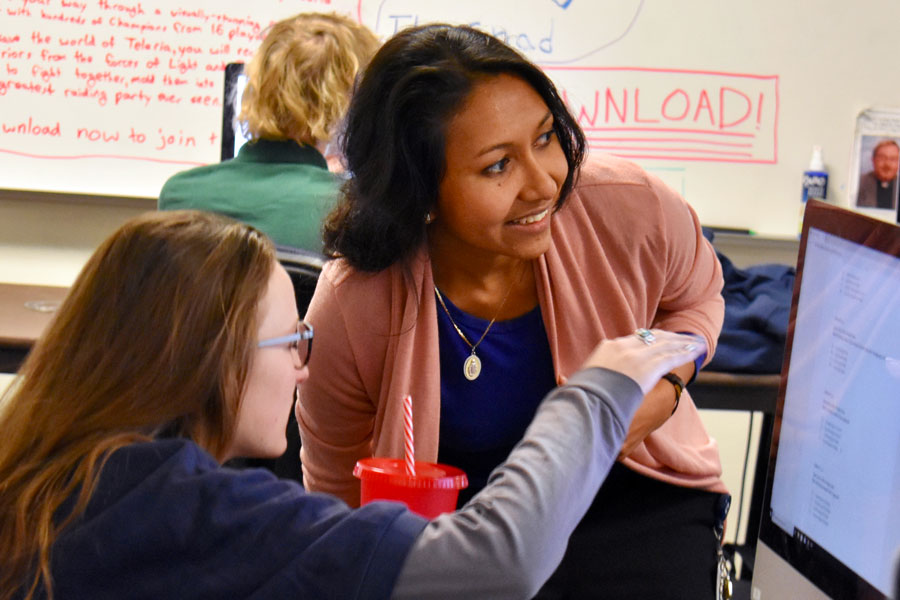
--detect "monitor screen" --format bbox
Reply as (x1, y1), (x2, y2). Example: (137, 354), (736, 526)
(753, 200), (900, 599)
(219, 61), (349, 172)
(221, 62), (249, 161)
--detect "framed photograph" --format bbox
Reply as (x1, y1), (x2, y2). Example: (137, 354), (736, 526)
(848, 109), (900, 223)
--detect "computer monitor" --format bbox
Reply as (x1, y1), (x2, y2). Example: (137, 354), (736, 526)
(221, 62), (250, 161)
(751, 199), (900, 599)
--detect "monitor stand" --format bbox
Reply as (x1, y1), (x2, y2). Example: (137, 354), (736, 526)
(751, 542), (830, 600)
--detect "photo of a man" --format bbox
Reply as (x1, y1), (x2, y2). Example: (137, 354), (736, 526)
(856, 138), (899, 210)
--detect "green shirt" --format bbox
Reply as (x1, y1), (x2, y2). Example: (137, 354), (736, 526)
(158, 139), (339, 252)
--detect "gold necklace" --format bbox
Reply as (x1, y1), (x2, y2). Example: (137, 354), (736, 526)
(434, 279), (517, 381)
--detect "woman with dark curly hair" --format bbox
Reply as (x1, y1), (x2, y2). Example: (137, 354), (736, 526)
(299, 24), (729, 598)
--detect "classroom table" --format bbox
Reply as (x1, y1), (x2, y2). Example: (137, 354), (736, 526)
(0, 282), (69, 373)
(691, 371), (780, 413)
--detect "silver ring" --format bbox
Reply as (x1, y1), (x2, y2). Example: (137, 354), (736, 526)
(634, 328), (656, 345)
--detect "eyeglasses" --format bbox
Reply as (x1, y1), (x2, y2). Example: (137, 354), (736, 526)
(257, 320), (314, 368)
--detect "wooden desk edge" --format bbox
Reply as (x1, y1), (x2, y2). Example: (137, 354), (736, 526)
(0, 282), (70, 347)
(691, 371), (781, 413)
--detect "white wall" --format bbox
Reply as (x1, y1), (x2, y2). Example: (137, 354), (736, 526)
(0, 192), (153, 285)
(0, 193), (800, 284)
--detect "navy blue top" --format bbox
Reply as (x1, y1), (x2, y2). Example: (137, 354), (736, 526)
(41, 439), (426, 599)
(435, 291), (557, 505)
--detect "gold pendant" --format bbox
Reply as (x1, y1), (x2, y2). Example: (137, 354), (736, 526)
(463, 354), (481, 381)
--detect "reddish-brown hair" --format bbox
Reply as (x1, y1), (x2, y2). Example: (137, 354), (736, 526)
(0, 210), (275, 599)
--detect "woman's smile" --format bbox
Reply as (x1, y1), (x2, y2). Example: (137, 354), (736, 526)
(508, 207), (550, 227)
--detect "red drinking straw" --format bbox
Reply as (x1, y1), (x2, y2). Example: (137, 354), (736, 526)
(403, 394), (416, 477)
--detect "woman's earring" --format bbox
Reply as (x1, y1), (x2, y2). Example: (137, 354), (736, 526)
(424, 212), (435, 225)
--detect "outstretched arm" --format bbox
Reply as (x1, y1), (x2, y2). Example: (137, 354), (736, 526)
(392, 331), (704, 599)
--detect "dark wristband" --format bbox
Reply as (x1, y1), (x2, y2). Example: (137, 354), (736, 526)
(676, 331), (704, 385)
(661, 372), (685, 415)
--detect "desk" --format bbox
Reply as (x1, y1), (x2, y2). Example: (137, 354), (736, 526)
(0, 283), (69, 373)
(691, 371), (780, 413)
(691, 371), (781, 581)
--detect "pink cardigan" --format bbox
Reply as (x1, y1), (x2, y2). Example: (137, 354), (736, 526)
(298, 156), (727, 507)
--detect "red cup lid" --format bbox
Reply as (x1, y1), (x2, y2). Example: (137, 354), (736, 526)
(353, 457), (468, 490)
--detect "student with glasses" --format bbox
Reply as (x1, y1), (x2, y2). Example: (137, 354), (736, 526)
(0, 210), (703, 599)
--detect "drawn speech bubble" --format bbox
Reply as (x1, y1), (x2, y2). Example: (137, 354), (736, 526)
(362, 0), (644, 65)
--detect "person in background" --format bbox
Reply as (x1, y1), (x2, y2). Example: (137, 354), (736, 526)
(857, 138), (899, 210)
(158, 12), (379, 252)
(0, 210), (703, 600)
(298, 24), (728, 599)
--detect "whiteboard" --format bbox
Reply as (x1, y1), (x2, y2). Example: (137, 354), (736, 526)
(2, 0), (898, 237)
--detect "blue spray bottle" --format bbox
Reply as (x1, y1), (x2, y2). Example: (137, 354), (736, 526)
(800, 145), (827, 232)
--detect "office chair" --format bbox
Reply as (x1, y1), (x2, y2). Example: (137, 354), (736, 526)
(225, 245), (326, 484)
(275, 244), (326, 317)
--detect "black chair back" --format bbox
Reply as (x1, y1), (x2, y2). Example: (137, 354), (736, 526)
(225, 245), (326, 484)
(275, 245), (326, 317)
